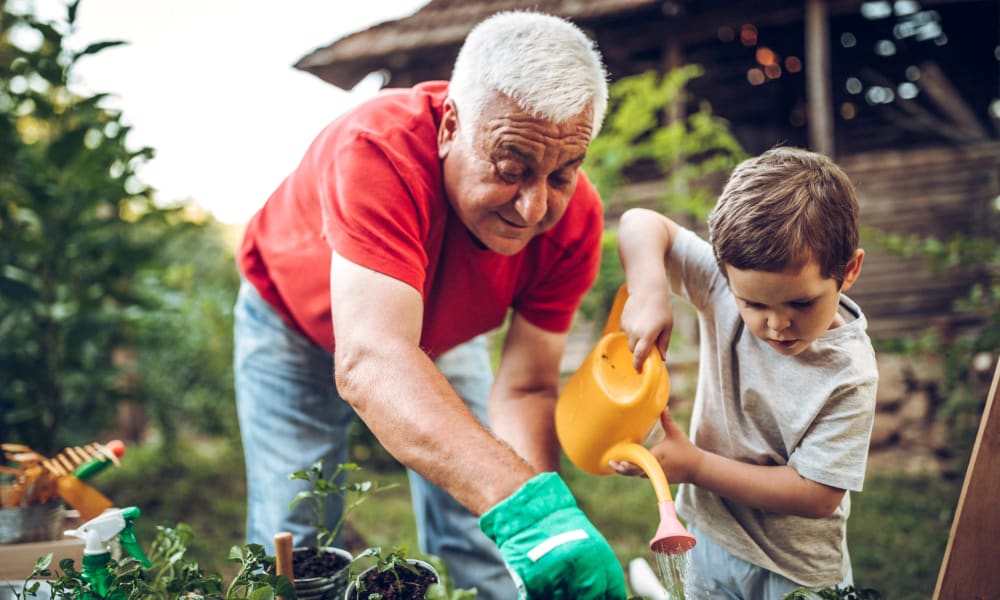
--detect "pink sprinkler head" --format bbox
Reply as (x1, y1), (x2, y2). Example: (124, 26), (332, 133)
(650, 501), (697, 554)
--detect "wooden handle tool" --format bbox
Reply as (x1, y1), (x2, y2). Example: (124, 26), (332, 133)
(274, 531), (295, 600)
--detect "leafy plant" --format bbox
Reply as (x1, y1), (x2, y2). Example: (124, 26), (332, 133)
(289, 460), (397, 555)
(13, 524), (296, 600)
(349, 546), (420, 593)
(784, 585), (882, 599)
(346, 546), (451, 599)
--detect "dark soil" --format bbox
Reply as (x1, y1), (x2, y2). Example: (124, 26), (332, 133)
(287, 547), (350, 579)
(351, 563), (439, 599)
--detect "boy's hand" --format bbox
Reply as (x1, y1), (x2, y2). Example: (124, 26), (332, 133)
(620, 291), (673, 372)
(610, 409), (702, 485)
(480, 472), (627, 599)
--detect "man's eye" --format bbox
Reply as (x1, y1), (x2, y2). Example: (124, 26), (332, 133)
(496, 161), (523, 183)
(549, 172), (572, 188)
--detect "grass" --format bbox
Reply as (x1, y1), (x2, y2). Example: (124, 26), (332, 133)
(847, 471), (962, 599)
(86, 428), (964, 598)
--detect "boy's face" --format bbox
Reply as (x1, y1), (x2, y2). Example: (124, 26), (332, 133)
(724, 251), (863, 356)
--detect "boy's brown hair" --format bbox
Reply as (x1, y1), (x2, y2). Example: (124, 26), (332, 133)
(707, 146), (860, 287)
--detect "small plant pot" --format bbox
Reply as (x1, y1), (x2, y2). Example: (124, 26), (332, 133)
(0, 499), (65, 544)
(292, 546), (353, 600)
(344, 558), (439, 600)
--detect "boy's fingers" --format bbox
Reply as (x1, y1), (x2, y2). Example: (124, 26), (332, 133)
(609, 460), (646, 477)
(632, 339), (651, 372)
(657, 331), (671, 361)
(660, 407), (673, 428)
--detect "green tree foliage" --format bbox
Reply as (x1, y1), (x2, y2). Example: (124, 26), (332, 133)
(0, 1), (238, 453)
(128, 217), (240, 448)
(580, 66), (747, 322)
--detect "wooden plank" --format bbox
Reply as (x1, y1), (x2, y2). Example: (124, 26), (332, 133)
(933, 359), (1000, 599)
(806, 0), (834, 156)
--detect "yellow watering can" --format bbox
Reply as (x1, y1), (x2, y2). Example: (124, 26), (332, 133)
(556, 285), (696, 554)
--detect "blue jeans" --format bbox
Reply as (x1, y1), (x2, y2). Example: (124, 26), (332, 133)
(684, 525), (854, 599)
(233, 280), (516, 599)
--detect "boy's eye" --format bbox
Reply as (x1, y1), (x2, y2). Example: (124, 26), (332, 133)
(790, 300), (816, 309)
(743, 301), (765, 310)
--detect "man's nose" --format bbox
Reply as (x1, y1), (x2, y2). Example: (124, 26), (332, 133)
(515, 181), (547, 225)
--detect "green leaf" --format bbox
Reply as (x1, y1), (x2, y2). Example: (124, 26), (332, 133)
(74, 40), (128, 59)
(247, 587), (275, 600)
(229, 546), (245, 561)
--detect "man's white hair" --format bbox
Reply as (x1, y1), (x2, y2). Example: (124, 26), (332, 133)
(448, 11), (609, 138)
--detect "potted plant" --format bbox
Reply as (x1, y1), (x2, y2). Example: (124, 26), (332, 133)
(343, 546), (441, 600)
(282, 461), (396, 599)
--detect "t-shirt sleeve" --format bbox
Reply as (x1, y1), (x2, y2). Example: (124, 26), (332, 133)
(668, 227), (728, 311)
(788, 374), (878, 492)
(319, 133), (430, 294)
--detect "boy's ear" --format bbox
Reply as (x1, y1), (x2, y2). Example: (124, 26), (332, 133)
(840, 249), (865, 291)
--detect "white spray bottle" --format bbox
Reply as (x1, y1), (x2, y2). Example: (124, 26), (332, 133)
(63, 506), (151, 599)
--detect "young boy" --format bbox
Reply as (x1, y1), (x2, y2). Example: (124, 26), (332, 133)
(614, 146), (878, 598)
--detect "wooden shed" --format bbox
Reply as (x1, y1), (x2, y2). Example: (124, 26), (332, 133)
(296, 0), (999, 341)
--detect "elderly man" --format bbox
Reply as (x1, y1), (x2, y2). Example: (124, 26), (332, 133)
(234, 11), (625, 599)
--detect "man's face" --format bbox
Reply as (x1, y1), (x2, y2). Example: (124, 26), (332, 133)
(437, 93), (593, 256)
(724, 252), (862, 356)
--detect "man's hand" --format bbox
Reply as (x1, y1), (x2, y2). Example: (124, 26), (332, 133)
(479, 472), (627, 599)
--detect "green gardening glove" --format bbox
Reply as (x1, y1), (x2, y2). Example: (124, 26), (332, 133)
(479, 472), (627, 599)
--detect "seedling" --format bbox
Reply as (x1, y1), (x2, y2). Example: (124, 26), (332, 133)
(288, 460), (397, 556)
(347, 546), (438, 599)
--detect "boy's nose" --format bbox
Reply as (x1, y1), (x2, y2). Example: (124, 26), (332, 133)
(766, 311), (791, 333)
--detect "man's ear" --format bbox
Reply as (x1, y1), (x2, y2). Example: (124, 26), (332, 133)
(840, 248), (865, 291)
(438, 99), (459, 159)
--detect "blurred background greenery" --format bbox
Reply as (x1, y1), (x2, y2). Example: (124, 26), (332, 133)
(2, 3), (996, 599)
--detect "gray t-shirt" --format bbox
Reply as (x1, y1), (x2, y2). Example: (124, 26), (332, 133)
(669, 228), (878, 587)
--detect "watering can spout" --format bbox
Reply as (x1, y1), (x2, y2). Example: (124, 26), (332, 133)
(651, 501), (697, 554)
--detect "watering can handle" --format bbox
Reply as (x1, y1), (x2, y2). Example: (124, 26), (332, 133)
(602, 284), (630, 337)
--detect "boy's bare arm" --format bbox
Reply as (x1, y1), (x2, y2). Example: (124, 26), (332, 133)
(617, 208), (681, 370)
(686, 451), (846, 519)
(618, 410), (846, 519)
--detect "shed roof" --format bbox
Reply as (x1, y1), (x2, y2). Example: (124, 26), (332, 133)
(294, 0), (662, 89)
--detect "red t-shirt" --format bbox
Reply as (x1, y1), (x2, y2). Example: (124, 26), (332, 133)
(238, 81), (603, 357)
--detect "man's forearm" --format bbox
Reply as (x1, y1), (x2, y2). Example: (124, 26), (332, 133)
(337, 343), (536, 515)
(488, 390), (561, 473)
